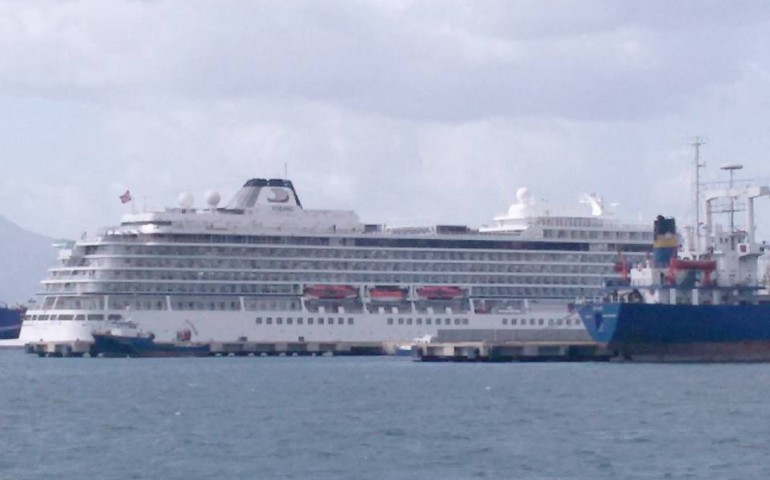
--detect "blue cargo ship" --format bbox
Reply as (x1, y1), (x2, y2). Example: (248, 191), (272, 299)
(580, 302), (770, 362)
(579, 170), (770, 362)
(0, 303), (24, 340)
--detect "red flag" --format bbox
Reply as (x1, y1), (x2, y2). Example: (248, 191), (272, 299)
(119, 190), (132, 204)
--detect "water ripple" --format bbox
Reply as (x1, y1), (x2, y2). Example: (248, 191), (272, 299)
(3, 352), (770, 480)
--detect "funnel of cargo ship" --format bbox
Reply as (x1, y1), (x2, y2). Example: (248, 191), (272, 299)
(225, 178), (303, 210)
(652, 215), (678, 267)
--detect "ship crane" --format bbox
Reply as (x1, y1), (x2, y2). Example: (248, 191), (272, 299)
(703, 183), (770, 253)
(182, 319), (199, 336)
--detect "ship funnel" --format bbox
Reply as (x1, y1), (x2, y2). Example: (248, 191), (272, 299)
(653, 215), (678, 267)
(225, 178), (303, 210)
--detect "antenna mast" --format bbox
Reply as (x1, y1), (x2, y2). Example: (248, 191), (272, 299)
(692, 137), (705, 252)
(720, 163), (743, 250)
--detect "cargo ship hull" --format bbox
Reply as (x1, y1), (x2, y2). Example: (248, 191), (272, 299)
(0, 307), (23, 340)
(578, 303), (770, 362)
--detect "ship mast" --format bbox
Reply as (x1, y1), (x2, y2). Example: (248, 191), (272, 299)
(691, 137), (705, 253)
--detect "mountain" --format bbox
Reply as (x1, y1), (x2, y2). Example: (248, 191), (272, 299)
(0, 216), (58, 305)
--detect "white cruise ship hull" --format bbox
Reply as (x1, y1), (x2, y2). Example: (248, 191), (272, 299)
(20, 306), (588, 344)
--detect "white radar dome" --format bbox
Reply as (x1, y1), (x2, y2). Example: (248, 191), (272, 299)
(178, 192), (194, 209)
(516, 187), (532, 204)
(205, 190), (221, 208)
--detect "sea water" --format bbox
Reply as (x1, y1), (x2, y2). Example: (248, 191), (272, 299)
(2, 349), (770, 480)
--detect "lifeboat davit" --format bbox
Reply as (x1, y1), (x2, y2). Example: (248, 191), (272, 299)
(669, 258), (718, 285)
(670, 259), (717, 271)
(417, 286), (464, 300)
(303, 285), (358, 300)
(369, 287), (406, 301)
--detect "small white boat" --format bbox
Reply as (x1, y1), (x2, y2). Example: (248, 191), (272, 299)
(395, 334), (433, 356)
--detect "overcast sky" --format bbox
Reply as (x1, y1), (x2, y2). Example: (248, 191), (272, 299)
(2, 0), (770, 240)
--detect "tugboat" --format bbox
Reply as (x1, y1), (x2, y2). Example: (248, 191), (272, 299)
(91, 321), (210, 357)
(578, 161), (770, 362)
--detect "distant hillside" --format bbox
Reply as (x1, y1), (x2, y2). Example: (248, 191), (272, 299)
(0, 216), (58, 305)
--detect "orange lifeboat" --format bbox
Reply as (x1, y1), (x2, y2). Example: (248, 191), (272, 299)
(417, 286), (464, 300)
(369, 287), (406, 301)
(303, 285), (358, 300)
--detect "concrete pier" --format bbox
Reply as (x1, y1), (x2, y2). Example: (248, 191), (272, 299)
(25, 340), (389, 358)
(413, 341), (611, 362)
(24, 338), (609, 361)
(208, 341), (386, 357)
(25, 341), (93, 357)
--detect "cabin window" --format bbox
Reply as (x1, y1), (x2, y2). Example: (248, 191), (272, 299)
(256, 318), (262, 325)
(387, 318), (393, 325)
(266, 318), (272, 325)
(348, 318), (354, 325)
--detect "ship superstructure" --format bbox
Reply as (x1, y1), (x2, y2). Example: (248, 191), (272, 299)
(578, 157), (770, 362)
(19, 179), (651, 344)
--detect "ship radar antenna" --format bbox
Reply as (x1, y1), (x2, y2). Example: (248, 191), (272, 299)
(691, 137), (705, 252)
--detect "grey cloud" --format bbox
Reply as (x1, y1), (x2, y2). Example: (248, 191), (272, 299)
(2, 0), (769, 122)
(2, 1), (770, 239)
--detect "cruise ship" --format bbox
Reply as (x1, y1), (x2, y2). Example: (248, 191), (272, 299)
(19, 179), (652, 345)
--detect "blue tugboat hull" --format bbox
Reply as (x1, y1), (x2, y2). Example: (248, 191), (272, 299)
(578, 303), (770, 362)
(91, 333), (210, 357)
